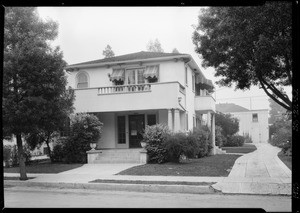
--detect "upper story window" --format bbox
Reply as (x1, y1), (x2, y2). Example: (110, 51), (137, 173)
(144, 65), (159, 83)
(252, 113), (258, 122)
(76, 72), (89, 88)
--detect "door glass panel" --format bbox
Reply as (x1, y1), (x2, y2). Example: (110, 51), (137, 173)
(127, 69), (136, 85)
(147, 114), (156, 126)
(137, 69), (145, 84)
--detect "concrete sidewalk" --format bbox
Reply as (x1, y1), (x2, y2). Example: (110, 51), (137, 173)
(212, 143), (291, 195)
(4, 143), (291, 195)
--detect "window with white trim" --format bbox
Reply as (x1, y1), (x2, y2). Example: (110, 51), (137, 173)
(77, 72), (88, 88)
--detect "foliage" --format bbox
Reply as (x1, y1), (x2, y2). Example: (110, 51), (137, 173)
(143, 124), (170, 164)
(3, 145), (12, 162)
(215, 112), (239, 138)
(3, 7), (69, 179)
(146, 39), (164, 52)
(51, 139), (66, 163)
(172, 48), (179, 53)
(192, 126), (212, 158)
(192, 2), (292, 110)
(224, 135), (245, 147)
(11, 144), (32, 166)
(268, 98), (288, 125)
(270, 120), (292, 155)
(102, 44), (115, 58)
(215, 125), (227, 147)
(63, 113), (103, 163)
(244, 133), (253, 143)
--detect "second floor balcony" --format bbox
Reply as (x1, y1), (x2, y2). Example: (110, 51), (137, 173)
(73, 81), (186, 113)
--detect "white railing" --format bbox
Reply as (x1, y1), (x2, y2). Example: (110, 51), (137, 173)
(98, 84), (151, 95)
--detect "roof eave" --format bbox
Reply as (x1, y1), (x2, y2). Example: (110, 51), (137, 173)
(65, 54), (192, 71)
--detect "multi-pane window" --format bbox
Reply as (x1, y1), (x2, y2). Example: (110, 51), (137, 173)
(137, 69), (145, 84)
(126, 68), (145, 85)
(252, 113), (258, 122)
(77, 73), (88, 88)
(147, 114), (156, 126)
(117, 116), (126, 144)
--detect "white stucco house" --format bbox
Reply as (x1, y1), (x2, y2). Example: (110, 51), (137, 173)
(65, 51), (218, 163)
(216, 103), (269, 144)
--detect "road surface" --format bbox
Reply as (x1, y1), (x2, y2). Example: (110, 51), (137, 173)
(4, 186), (291, 211)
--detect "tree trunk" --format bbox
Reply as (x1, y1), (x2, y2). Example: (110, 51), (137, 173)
(45, 136), (53, 163)
(16, 134), (28, 180)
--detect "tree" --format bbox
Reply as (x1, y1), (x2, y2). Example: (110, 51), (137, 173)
(26, 87), (75, 162)
(192, 2), (292, 111)
(215, 112), (239, 138)
(269, 98), (287, 125)
(102, 45), (115, 58)
(3, 7), (71, 180)
(172, 48), (179, 53)
(146, 39), (164, 52)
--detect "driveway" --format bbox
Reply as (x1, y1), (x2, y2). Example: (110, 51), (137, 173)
(212, 143), (291, 195)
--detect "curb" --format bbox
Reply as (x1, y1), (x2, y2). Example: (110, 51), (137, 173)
(4, 180), (216, 195)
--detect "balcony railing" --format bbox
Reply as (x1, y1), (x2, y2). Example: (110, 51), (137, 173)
(98, 84), (151, 95)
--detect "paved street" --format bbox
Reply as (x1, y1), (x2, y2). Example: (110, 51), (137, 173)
(4, 186), (291, 211)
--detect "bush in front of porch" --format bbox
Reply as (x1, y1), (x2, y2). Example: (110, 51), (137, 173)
(143, 124), (212, 164)
(52, 113), (103, 163)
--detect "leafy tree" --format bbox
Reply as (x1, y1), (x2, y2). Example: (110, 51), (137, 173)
(102, 44), (115, 58)
(269, 98), (287, 125)
(3, 7), (69, 180)
(172, 48), (179, 53)
(192, 2), (292, 111)
(146, 39), (164, 52)
(26, 87), (75, 162)
(215, 112), (239, 139)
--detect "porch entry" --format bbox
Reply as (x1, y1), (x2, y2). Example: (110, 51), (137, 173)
(129, 114), (145, 148)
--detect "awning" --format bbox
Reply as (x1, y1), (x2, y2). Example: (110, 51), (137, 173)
(110, 69), (125, 81)
(195, 74), (214, 89)
(144, 66), (159, 78)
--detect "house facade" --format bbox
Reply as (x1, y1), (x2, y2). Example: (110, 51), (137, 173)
(65, 51), (217, 163)
(216, 103), (269, 143)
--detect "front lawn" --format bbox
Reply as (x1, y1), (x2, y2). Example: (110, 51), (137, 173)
(117, 154), (240, 176)
(278, 151), (292, 170)
(221, 143), (257, 154)
(4, 163), (84, 174)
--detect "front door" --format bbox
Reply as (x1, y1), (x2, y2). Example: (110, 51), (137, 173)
(129, 114), (145, 148)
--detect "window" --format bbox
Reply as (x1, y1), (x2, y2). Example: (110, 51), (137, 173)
(252, 113), (258, 122)
(185, 66), (188, 86)
(117, 116), (126, 144)
(126, 68), (145, 85)
(147, 114), (156, 126)
(77, 72), (88, 88)
(144, 65), (159, 83)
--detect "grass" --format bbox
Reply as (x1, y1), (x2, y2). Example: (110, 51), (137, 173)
(89, 179), (215, 186)
(278, 150), (292, 170)
(117, 154), (241, 177)
(221, 143), (257, 154)
(4, 162), (84, 174)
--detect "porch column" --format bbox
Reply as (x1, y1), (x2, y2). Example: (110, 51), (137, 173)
(167, 109), (173, 131)
(174, 109), (180, 132)
(210, 113), (216, 155)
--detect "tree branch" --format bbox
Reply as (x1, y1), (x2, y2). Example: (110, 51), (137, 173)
(259, 78), (291, 110)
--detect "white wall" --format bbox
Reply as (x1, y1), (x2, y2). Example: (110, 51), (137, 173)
(230, 110), (269, 143)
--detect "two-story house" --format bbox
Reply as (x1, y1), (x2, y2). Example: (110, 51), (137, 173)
(216, 103), (269, 143)
(65, 51), (217, 163)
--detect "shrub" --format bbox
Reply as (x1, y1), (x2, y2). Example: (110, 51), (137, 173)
(143, 124), (170, 164)
(244, 133), (253, 143)
(215, 112), (239, 138)
(51, 139), (66, 162)
(63, 113), (103, 163)
(192, 126), (212, 158)
(224, 135), (245, 147)
(215, 125), (227, 147)
(270, 124), (292, 156)
(3, 145), (12, 162)
(164, 132), (197, 163)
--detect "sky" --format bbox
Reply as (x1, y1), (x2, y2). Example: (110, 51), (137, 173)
(37, 7), (292, 111)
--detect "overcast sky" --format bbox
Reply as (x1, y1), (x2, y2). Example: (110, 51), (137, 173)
(37, 7), (291, 111)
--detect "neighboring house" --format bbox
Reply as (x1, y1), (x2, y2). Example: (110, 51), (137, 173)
(216, 103), (269, 143)
(65, 51), (217, 163)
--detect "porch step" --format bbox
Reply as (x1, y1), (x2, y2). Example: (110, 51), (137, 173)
(93, 149), (142, 163)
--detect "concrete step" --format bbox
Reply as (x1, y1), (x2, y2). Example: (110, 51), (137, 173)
(94, 149), (142, 163)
